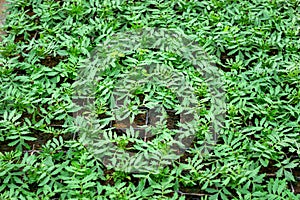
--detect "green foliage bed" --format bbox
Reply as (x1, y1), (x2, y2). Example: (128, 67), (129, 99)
(0, 0), (300, 199)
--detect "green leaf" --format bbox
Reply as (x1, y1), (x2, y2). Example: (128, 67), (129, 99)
(38, 176), (50, 186)
(284, 170), (295, 181)
(22, 136), (37, 141)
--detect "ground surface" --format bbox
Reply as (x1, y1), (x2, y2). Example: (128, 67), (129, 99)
(0, 0), (300, 199)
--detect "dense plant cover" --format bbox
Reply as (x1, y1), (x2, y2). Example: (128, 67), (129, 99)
(0, 0), (300, 199)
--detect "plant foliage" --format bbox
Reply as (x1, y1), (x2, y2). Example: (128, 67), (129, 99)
(0, 0), (300, 199)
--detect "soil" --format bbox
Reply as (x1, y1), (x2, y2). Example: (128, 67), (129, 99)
(166, 109), (180, 129)
(259, 160), (279, 177)
(292, 168), (300, 194)
(0, 105), (74, 153)
(40, 55), (66, 68)
(0, 128), (73, 153)
(112, 106), (180, 136)
(112, 108), (148, 129)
